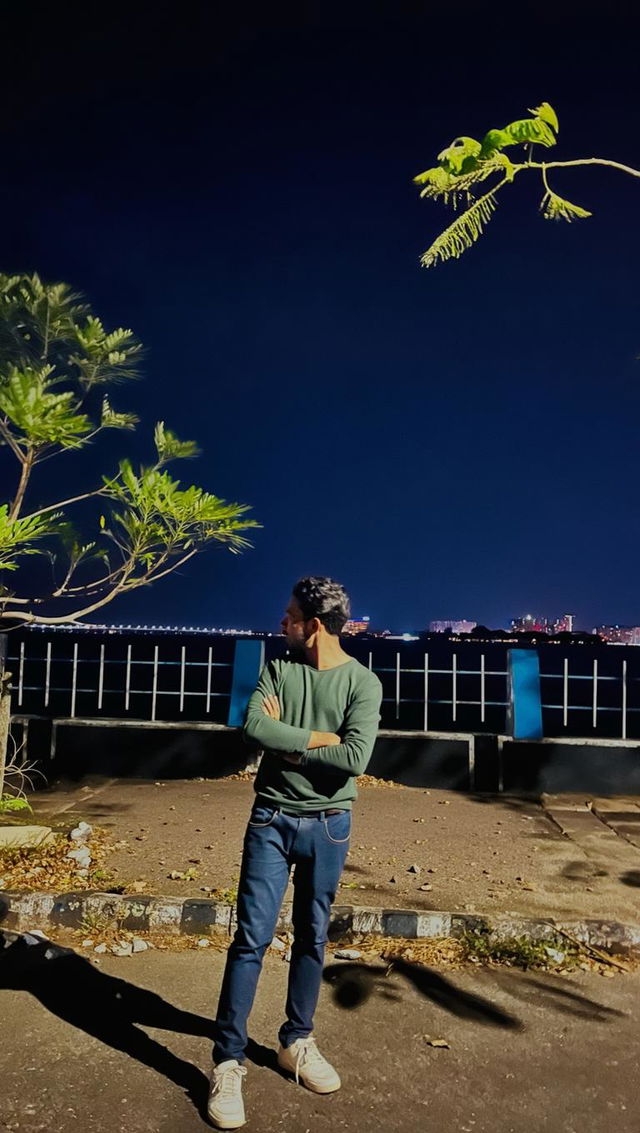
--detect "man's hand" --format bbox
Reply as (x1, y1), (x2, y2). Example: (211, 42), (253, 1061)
(261, 694), (281, 720)
(308, 731), (341, 748)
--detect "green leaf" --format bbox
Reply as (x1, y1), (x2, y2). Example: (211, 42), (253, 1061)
(154, 421), (200, 465)
(413, 166), (455, 192)
(478, 128), (512, 158)
(101, 395), (139, 431)
(0, 366), (93, 448)
(528, 102), (559, 133)
(0, 503), (64, 572)
(420, 184), (502, 268)
(436, 136), (482, 175)
(501, 116), (557, 148)
(540, 190), (592, 222)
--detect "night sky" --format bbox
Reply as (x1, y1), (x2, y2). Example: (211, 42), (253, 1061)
(3, 4), (640, 632)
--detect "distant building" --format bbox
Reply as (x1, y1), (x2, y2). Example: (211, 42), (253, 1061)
(511, 615), (550, 633)
(594, 625), (640, 645)
(342, 616), (371, 636)
(429, 620), (477, 634)
(511, 614), (576, 635)
(553, 614), (575, 634)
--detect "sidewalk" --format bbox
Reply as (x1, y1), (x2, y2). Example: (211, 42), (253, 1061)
(12, 775), (640, 925)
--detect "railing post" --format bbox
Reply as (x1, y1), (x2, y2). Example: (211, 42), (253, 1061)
(507, 649), (543, 740)
(228, 639), (265, 727)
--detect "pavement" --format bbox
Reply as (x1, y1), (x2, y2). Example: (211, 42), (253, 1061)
(3, 779), (640, 1132)
(17, 776), (640, 924)
(1, 945), (638, 1133)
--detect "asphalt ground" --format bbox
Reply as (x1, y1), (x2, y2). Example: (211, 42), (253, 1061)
(1, 944), (638, 1133)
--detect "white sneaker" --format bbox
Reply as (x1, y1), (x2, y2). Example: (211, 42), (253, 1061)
(207, 1059), (247, 1129)
(277, 1036), (341, 1093)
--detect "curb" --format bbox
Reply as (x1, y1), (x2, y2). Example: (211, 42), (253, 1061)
(2, 890), (640, 956)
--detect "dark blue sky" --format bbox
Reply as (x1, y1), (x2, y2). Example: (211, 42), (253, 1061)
(3, 4), (640, 632)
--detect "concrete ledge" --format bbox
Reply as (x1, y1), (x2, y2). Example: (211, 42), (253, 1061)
(2, 889), (640, 956)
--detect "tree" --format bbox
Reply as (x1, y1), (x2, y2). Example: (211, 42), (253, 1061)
(414, 102), (640, 268)
(0, 273), (259, 627)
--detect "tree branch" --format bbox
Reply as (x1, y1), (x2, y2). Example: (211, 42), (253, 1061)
(9, 448), (35, 521)
(0, 420), (25, 464)
(23, 487), (107, 521)
(524, 157), (640, 179)
(131, 547), (199, 586)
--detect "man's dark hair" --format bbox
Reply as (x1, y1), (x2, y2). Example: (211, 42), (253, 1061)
(292, 576), (351, 636)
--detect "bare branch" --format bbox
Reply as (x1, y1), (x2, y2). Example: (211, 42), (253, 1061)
(23, 487), (107, 522)
(8, 448), (35, 521)
(525, 157), (640, 179)
(0, 420), (25, 463)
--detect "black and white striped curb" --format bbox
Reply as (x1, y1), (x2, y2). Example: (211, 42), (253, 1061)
(1, 890), (640, 955)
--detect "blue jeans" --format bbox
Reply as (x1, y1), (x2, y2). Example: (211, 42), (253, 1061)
(212, 803), (351, 1064)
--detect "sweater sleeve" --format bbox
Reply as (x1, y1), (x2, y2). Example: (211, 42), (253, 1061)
(243, 662), (312, 754)
(299, 677), (382, 777)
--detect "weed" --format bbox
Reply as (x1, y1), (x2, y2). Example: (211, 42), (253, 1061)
(90, 868), (116, 886)
(462, 929), (579, 970)
(0, 796), (32, 814)
(80, 911), (118, 935)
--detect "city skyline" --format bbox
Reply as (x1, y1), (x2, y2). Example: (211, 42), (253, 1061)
(23, 611), (640, 644)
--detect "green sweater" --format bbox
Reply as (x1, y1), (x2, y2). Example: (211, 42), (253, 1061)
(244, 656), (383, 813)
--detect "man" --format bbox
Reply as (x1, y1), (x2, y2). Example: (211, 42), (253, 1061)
(208, 576), (382, 1129)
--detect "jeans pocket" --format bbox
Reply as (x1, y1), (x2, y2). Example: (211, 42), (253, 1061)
(248, 805), (278, 828)
(322, 810), (352, 844)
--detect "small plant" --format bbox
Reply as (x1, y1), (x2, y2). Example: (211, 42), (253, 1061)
(0, 795), (32, 813)
(80, 910), (118, 935)
(90, 868), (117, 887)
(462, 929), (578, 970)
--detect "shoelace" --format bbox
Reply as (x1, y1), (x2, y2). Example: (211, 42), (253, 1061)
(293, 1038), (326, 1084)
(214, 1065), (247, 1098)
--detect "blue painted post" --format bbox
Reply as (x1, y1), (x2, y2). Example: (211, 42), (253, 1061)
(227, 639), (265, 727)
(507, 649), (543, 740)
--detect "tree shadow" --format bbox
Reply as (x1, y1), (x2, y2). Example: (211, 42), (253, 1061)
(488, 968), (627, 1022)
(323, 955), (627, 1029)
(0, 930), (211, 1120)
(559, 860), (610, 882)
(323, 957), (521, 1028)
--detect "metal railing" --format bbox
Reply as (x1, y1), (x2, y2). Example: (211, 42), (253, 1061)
(4, 631), (639, 740)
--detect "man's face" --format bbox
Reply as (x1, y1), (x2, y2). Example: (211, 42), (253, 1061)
(281, 596), (311, 653)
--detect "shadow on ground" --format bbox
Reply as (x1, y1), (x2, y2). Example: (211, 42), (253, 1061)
(0, 930), (211, 1121)
(323, 957), (521, 1027)
(323, 956), (625, 1027)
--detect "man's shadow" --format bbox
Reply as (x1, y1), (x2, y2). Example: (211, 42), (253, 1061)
(0, 930), (211, 1118)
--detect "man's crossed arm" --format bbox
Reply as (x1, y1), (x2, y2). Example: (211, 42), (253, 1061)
(243, 670), (382, 777)
(259, 694), (341, 762)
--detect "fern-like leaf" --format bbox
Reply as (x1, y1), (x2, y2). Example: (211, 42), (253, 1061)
(101, 395), (139, 430)
(420, 183), (504, 268)
(413, 166), (457, 199)
(540, 190), (592, 222)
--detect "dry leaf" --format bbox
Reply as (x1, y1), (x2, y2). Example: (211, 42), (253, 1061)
(424, 1036), (450, 1048)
